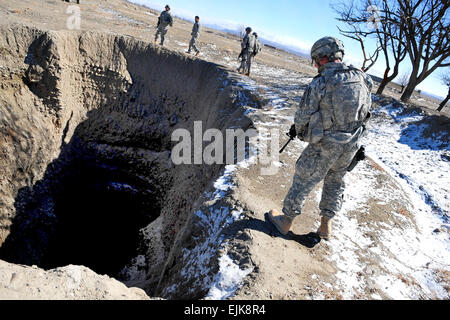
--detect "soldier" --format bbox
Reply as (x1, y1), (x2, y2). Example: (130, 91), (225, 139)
(237, 27), (256, 76)
(154, 5), (174, 46)
(268, 37), (373, 241)
(63, 0), (80, 3)
(186, 16), (201, 56)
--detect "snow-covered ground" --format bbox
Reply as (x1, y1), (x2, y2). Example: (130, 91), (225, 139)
(366, 102), (449, 218)
(317, 100), (449, 299)
(229, 59), (449, 299)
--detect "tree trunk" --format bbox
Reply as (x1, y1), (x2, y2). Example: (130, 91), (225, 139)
(437, 88), (450, 112)
(401, 56), (422, 103)
(376, 68), (390, 95)
(401, 67), (421, 103)
(400, 85), (415, 103)
(376, 67), (399, 95)
(377, 79), (389, 95)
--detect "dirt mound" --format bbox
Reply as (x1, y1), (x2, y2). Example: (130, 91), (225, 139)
(0, 24), (255, 298)
(0, 259), (150, 300)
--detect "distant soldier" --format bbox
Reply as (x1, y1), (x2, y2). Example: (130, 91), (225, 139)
(186, 16), (201, 56)
(155, 4), (173, 46)
(237, 27), (256, 76)
(268, 37), (373, 241)
(63, 0), (80, 3)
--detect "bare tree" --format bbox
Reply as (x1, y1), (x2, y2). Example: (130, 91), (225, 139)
(398, 71), (410, 93)
(438, 73), (450, 112)
(332, 0), (408, 95)
(333, 0), (382, 72)
(398, 0), (450, 103)
(338, 24), (382, 72)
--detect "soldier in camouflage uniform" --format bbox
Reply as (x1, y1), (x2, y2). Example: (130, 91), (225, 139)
(269, 37), (373, 240)
(237, 27), (256, 76)
(154, 5), (174, 46)
(186, 16), (201, 56)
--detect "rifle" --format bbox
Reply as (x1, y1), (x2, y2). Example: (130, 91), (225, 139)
(238, 49), (244, 61)
(279, 125), (298, 154)
(279, 136), (295, 154)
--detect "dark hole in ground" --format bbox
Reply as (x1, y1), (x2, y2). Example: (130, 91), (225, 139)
(0, 133), (162, 279)
(39, 151), (160, 277)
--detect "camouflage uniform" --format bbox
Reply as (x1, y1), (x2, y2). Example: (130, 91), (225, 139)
(283, 62), (373, 220)
(253, 36), (262, 57)
(187, 21), (201, 54)
(239, 33), (256, 74)
(155, 10), (173, 45)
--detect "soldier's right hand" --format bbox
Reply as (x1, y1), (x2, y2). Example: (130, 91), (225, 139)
(288, 125), (297, 139)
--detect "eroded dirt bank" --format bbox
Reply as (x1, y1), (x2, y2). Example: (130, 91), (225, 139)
(0, 24), (256, 298)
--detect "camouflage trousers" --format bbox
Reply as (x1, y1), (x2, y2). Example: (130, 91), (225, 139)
(239, 51), (253, 74)
(282, 139), (360, 220)
(155, 25), (168, 45)
(188, 36), (200, 53)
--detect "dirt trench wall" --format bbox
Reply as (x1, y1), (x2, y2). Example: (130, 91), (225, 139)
(0, 25), (254, 295)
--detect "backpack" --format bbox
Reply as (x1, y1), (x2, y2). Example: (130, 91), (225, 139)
(253, 39), (262, 56)
(321, 65), (372, 133)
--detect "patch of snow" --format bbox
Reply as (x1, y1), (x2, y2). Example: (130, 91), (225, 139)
(108, 182), (138, 193)
(365, 104), (449, 216)
(325, 101), (450, 300)
(118, 255), (147, 284)
(174, 41), (188, 47)
(205, 255), (253, 300)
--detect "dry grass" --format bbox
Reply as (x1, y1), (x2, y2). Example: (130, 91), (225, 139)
(369, 159), (385, 172)
(434, 269), (450, 294)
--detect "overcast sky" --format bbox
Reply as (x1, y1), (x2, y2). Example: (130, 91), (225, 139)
(129, 0), (448, 99)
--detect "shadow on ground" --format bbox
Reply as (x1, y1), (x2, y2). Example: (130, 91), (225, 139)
(225, 213), (321, 249)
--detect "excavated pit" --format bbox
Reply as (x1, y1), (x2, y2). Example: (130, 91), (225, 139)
(0, 26), (255, 298)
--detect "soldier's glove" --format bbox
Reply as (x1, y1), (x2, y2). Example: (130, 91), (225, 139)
(288, 124), (297, 140)
(347, 146), (366, 172)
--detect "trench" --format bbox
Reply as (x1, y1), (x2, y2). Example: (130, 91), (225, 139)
(0, 26), (255, 297)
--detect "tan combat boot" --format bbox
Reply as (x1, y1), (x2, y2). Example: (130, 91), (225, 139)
(268, 210), (293, 236)
(317, 216), (332, 241)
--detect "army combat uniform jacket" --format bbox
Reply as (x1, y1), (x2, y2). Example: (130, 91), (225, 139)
(155, 11), (173, 45)
(158, 11), (173, 28)
(191, 22), (200, 38)
(239, 33), (256, 74)
(188, 22), (201, 53)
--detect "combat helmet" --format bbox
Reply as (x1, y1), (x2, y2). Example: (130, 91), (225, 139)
(311, 37), (345, 62)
